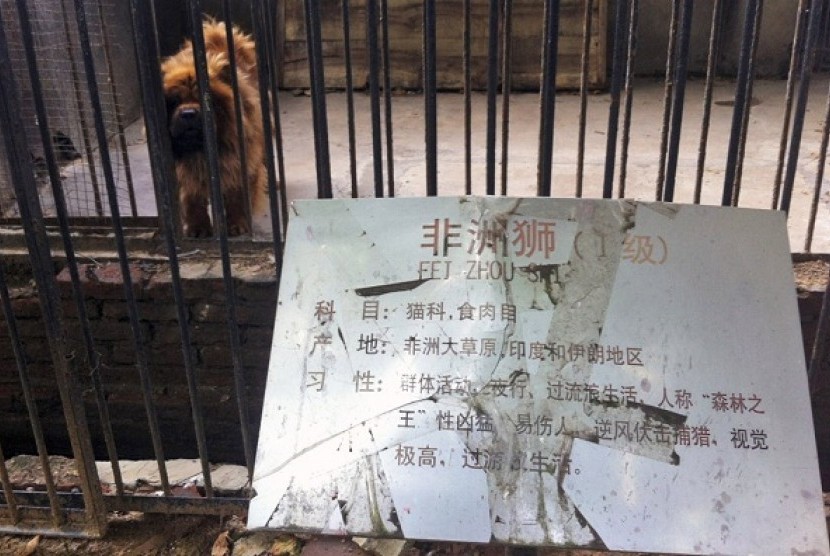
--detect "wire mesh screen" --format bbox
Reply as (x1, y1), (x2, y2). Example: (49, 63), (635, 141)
(0, 0), (146, 220)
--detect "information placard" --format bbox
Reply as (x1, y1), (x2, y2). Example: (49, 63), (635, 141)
(249, 197), (828, 555)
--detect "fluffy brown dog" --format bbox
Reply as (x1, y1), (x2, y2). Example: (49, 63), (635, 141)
(161, 21), (265, 237)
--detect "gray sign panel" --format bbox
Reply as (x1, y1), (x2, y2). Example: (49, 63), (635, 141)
(249, 197), (828, 555)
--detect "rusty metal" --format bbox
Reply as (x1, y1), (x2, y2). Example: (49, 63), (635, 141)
(694, 0), (724, 204)
(655, 0), (678, 201)
(772, 0), (808, 210)
(617, 0), (637, 199)
(500, 0), (513, 196)
(0, 2), (107, 535)
(575, 0), (593, 198)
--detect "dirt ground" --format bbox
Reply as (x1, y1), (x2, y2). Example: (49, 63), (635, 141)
(0, 495), (828, 556)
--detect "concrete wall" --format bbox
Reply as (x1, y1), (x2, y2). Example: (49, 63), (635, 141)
(631, 0), (798, 78)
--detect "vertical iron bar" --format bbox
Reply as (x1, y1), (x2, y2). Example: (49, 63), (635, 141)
(463, 0), (472, 195)
(0, 7), (106, 533)
(263, 0), (289, 242)
(342, 0), (359, 198)
(655, 0), (678, 200)
(602, 0), (629, 199)
(618, 0), (638, 199)
(722, 0), (760, 207)
(0, 441), (18, 523)
(731, 0), (764, 206)
(74, 0), (171, 495)
(575, 0), (593, 198)
(303, 0), (333, 199)
(804, 81), (830, 251)
(222, 0), (253, 232)
(772, 0), (807, 209)
(424, 0), (438, 196)
(60, 0), (103, 217)
(97, 0), (138, 218)
(129, 0), (215, 498)
(694, 0), (724, 204)
(252, 0), (285, 263)
(381, 0), (395, 197)
(485, 0), (499, 196)
(808, 264), (830, 385)
(0, 260), (62, 526)
(366, 0), (384, 197)
(662, 0), (693, 203)
(500, 0), (513, 196)
(536, 0), (560, 197)
(17, 0), (124, 497)
(187, 0), (255, 477)
(781, 0), (822, 213)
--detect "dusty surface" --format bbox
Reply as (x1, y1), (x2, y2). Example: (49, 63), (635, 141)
(0, 495), (827, 555)
(796, 259), (830, 292)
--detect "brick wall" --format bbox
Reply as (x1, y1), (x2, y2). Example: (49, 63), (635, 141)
(0, 259), (276, 464)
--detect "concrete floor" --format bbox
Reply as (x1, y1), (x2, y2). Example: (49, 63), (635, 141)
(47, 76), (830, 252)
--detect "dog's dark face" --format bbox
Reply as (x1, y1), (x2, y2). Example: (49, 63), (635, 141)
(162, 52), (233, 159)
(164, 77), (204, 158)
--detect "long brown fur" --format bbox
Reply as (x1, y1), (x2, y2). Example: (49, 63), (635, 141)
(161, 20), (265, 237)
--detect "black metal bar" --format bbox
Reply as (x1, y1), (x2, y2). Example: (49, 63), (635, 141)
(342, 0), (359, 198)
(222, 0), (253, 233)
(187, 0), (255, 478)
(251, 0), (288, 264)
(129, 0), (215, 498)
(500, 0), (513, 196)
(694, 0), (724, 205)
(0, 259), (61, 526)
(537, 0), (560, 197)
(618, 0), (638, 199)
(1, 489), (250, 517)
(0, 442), (18, 524)
(463, 0), (472, 196)
(0, 6), (106, 534)
(662, 0), (693, 203)
(366, 0), (384, 197)
(74, 0), (172, 496)
(722, 0), (760, 207)
(60, 0), (103, 217)
(781, 0), (823, 214)
(602, 0), (629, 199)
(262, 0), (289, 247)
(303, 0), (333, 199)
(16, 0), (124, 497)
(98, 0), (138, 218)
(381, 0), (395, 197)
(655, 0), (679, 201)
(808, 264), (830, 386)
(731, 0), (764, 207)
(103, 494), (250, 515)
(805, 80), (830, 251)
(423, 0), (438, 196)
(576, 0), (593, 198)
(771, 0), (807, 209)
(485, 0), (499, 196)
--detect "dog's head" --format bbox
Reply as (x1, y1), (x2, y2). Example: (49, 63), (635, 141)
(161, 50), (234, 158)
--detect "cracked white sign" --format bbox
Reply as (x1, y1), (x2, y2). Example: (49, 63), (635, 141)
(250, 197), (828, 555)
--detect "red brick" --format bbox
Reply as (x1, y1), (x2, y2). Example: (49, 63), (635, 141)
(56, 263), (145, 300)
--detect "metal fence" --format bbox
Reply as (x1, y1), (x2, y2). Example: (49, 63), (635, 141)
(0, 0), (828, 539)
